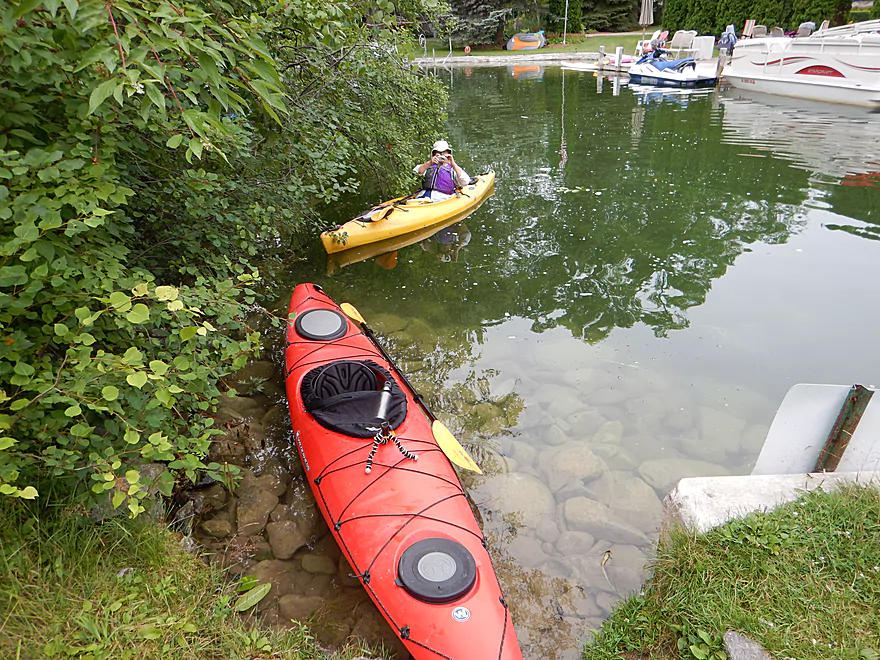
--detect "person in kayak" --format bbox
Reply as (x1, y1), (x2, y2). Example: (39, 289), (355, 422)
(413, 140), (471, 202)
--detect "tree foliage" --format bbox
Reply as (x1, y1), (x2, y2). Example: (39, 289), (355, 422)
(664, 0), (847, 34)
(0, 0), (446, 511)
(581, 0), (635, 32)
(449, 0), (537, 45)
(546, 0), (583, 34)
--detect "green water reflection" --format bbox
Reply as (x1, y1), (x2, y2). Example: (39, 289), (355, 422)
(274, 67), (880, 660)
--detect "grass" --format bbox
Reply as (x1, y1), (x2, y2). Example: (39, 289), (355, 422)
(583, 484), (880, 660)
(403, 35), (643, 59)
(0, 500), (370, 660)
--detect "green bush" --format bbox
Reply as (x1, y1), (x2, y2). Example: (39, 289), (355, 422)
(663, 0), (846, 34)
(0, 0), (445, 512)
(547, 0), (584, 34)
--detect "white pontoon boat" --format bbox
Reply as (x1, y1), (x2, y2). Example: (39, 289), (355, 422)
(723, 19), (880, 107)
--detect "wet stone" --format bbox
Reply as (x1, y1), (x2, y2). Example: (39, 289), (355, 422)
(697, 406), (747, 455)
(301, 553), (338, 575)
(250, 559), (298, 594)
(539, 442), (605, 492)
(563, 497), (651, 546)
(217, 394), (264, 421)
(593, 420), (624, 444)
(587, 471), (663, 532)
(556, 531), (596, 556)
(303, 572), (333, 597)
(254, 473), (287, 498)
(200, 519), (233, 539)
(590, 443), (638, 471)
(543, 424), (571, 446)
(476, 471), (556, 529)
(536, 519), (560, 544)
(278, 594), (324, 624)
(566, 409), (607, 438)
(638, 458), (730, 494)
(266, 520), (309, 560)
(236, 487), (279, 536)
(507, 534), (548, 569)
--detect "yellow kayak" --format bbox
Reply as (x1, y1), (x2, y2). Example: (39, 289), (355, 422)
(321, 170), (495, 254)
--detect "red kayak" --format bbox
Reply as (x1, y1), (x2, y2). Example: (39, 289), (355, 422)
(284, 283), (522, 660)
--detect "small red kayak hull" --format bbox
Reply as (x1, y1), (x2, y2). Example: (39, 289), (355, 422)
(284, 283), (522, 660)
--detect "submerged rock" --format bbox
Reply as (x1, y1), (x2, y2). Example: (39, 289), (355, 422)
(563, 497), (650, 546)
(477, 471), (556, 529)
(539, 441), (605, 492)
(236, 486), (279, 536)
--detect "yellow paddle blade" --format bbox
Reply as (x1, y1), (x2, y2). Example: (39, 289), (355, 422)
(340, 302), (366, 325)
(373, 205), (395, 221)
(432, 420), (482, 474)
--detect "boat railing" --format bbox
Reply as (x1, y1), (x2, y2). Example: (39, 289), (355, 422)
(813, 18), (880, 38)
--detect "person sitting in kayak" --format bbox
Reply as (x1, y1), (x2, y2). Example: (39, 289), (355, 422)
(413, 140), (471, 202)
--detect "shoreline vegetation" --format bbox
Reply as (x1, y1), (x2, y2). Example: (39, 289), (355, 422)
(3, 485), (877, 658)
(584, 484), (880, 660)
(3, 0), (879, 658)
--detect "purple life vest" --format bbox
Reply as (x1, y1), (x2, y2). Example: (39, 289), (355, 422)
(422, 163), (457, 195)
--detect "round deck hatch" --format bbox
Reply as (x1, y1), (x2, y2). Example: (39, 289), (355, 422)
(397, 538), (476, 604)
(295, 308), (347, 341)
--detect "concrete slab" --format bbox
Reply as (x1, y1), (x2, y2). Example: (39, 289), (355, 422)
(663, 471), (880, 534)
(723, 631), (775, 660)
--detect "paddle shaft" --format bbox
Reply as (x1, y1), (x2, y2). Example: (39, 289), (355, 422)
(357, 322), (439, 424)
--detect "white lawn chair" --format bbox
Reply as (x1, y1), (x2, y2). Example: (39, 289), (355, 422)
(667, 30), (697, 57)
(635, 30), (662, 57)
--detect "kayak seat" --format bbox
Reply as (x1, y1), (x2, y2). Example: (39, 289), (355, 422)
(301, 359), (407, 438)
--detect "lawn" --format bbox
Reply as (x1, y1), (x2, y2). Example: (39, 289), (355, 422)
(583, 484), (880, 660)
(403, 34), (644, 59)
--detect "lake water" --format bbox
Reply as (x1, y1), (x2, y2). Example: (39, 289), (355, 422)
(274, 66), (880, 659)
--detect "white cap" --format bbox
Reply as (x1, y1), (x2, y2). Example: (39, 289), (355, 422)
(431, 140), (452, 153)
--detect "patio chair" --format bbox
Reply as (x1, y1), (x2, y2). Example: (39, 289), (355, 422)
(796, 21), (816, 37)
(635, 29), (661, 57)
(770, 26), (784, 37)
(742, 19), (756, 38)
(751, 25), (767, 37)
(818, 20), (830, 32)
(667, 30), (697, 57)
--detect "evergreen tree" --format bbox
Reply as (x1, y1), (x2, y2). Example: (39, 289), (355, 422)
(547, 0), (584, 34)
(582, 0), (636, 32)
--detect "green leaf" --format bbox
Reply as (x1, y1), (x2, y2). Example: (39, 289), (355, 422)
(0, 437), (16, 451)
(0, 266), (28, 287)
(188, 138), (204, 160)
(180, 327), (199, 341)
(690, 645), (709, 660)
(125, 304), (150, 324)
(166, 134), (184, 149)
(238, 575), (259, 592)
(18, 486), (38, 500)
(145, 84), (166, 115)
(126, 372), (148, 389)
(13, 0), (42, 19)
(64, 404), (82, 417)
(149, 360), (168, 376)
(112, 490), (126, 509)
(63, 0), (78, 19)
(122, 347), (143, 365)
(154, 285), (178, 301)
(101, 386), (119, 401)
(233, 582), (271, 611)
(88, 79), (121, 115)
(124, 429), (140, 445)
